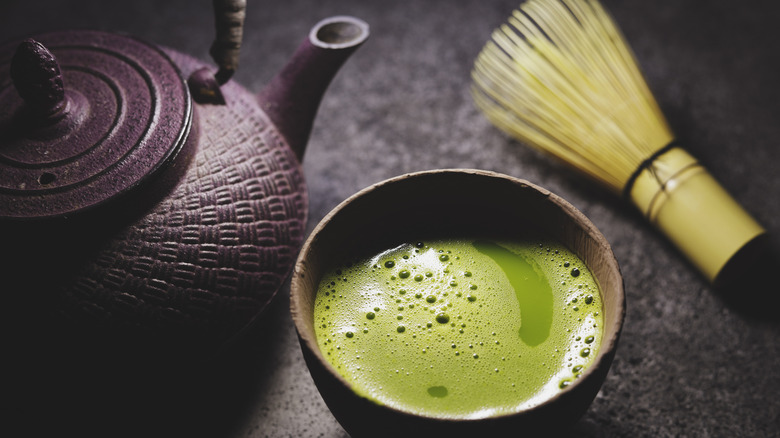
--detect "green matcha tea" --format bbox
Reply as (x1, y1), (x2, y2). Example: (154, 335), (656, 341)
(314, 239), (603, 419)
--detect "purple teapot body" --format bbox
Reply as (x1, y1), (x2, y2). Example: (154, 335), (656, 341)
(0, 6), (368, 359)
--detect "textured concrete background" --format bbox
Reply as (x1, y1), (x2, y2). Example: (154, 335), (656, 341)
(2, 0), (779, 436)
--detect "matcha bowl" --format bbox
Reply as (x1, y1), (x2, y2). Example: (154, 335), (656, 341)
(291, 169), (625, 437)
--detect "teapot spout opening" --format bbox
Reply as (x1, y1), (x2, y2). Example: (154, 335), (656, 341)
(310, 16), (370, 49)
(258, 16), (369, 162)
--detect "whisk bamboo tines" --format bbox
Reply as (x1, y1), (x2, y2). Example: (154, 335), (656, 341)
(471, 0), (765, 284)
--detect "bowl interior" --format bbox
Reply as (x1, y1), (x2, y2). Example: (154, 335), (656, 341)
(291, 169), (624, 431)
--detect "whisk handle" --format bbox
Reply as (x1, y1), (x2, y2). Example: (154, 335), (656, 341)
(628, 147), (766, 284)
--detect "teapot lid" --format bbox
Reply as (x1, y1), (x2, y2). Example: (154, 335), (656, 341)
(0, 31), (191, 219)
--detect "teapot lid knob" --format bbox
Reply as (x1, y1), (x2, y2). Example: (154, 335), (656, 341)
(0, 31), (192, 220)
(10, 39), (66, 119)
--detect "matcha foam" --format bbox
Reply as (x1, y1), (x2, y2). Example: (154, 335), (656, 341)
(314, 239), (603, 419)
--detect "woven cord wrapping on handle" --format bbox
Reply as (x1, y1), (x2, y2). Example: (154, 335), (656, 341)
(621, 140), (678, 200)
(210, 0), (247, 84)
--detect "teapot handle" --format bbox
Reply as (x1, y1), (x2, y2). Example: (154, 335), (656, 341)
(188, 0), (246, 103)
(210, 0), (247, 84)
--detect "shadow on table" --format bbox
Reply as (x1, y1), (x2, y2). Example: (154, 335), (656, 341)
(4, 285), (292, 438)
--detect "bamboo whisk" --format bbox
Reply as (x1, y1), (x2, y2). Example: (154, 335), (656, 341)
(471, 0), (765, 284)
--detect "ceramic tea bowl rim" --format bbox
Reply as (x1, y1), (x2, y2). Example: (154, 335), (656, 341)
(290, 168), (625, 434)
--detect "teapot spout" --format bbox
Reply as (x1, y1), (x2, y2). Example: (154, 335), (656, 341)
(258, 16), (369, 162)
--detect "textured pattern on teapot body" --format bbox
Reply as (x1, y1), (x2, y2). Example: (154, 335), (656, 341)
(58, 51), (307, 354)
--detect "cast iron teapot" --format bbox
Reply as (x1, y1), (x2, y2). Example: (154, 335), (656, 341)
(0, 0), (368, 360)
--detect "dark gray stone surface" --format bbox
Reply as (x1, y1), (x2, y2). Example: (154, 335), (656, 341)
(2, 0), (778, 437)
